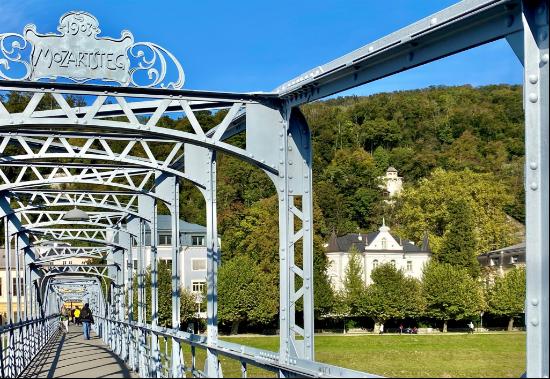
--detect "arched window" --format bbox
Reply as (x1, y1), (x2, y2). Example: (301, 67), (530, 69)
(381, 238), (387, 250)
(373, 259), (379, 268)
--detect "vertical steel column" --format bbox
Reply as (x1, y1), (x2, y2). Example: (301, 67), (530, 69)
(119, 246), (126, 357)
(15, 236), (21, 323)
(14, 235), (21, 375)
(141, 194), (161, 377)
(109, 246), (125, 356)
(4, 218), (12, 326)
(244, 103), (315, 369)
(119, 229), (132, 363)
(137, 217), (147, 377)
(277, 107), (315, 366)
(4, 217), (14, 378)
(126, 218), (138, 372)
(523, 0), (549, 377)
(170, 176), (183, 377)
(24, 264), (30, 320)
(205, 150), (220, 377)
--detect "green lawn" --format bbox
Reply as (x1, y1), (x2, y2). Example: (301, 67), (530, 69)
(211, 333), (526, 378)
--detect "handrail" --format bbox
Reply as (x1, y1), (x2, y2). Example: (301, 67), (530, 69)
(0, 315), (60, 378)
(94, 315), (378, 378)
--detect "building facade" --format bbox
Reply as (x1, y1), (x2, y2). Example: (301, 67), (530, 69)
(325, 221), (430, 290)
(126, 216), (209, 300)
(1, 215), (209, 323)
(477, 242), (525, 284)
(0, 267), (25, 324)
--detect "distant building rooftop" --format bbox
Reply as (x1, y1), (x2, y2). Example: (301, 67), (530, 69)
(144, 215), (206, 234)
(325, 221), (429, 254)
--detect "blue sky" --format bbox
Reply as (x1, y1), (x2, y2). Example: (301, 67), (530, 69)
(1, 0), (523, 97)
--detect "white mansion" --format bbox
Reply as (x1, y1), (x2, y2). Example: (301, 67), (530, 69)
(325, 221), (431, 289)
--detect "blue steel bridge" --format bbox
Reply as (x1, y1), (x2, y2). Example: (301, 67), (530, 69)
(0, 0), (547, 377)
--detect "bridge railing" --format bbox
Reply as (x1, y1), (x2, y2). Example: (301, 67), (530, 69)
(0, 315), (59, 378)
(94, 315), (377, 378)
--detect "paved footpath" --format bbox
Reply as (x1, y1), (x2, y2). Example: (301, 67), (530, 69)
(20, 324), (137, 378)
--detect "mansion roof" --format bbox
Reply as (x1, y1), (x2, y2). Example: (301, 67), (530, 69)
(325, 222), (429, 254)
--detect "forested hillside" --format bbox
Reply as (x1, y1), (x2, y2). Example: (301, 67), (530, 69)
(302, 84), (524, 233)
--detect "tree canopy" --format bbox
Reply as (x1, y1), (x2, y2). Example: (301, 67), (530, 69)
(394, 168), (521, 256)
(488, 267), (526, 331)
(217, 254), (278, 334)
(361, 263), (425, 324)
(422, 262), (485, 332)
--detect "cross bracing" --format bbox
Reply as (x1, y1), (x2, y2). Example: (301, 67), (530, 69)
(0, 1), (547, 378)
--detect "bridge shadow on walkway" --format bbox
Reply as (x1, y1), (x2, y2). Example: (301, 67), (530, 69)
(21, 324), (136, 378)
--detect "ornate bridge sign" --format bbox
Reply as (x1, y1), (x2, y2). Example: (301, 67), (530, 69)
(0, 11), (184, 88)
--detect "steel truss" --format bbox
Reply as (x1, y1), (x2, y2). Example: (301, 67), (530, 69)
(0, 0), (547, 378)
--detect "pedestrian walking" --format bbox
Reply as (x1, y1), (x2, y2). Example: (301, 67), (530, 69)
(60, 305), (69, 333)
(74, 306), (81, 325)
(399, 323), (404, 334)
(468, 321), (475, 334)
(79, 303), (94, 340)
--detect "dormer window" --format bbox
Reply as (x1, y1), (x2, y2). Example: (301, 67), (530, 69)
(381, 238), (387, 250)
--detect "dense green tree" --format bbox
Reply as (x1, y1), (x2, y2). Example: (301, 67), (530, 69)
(488, 267), (526, 331)
(361, 263), (424, 331)
(217, 255), (278, 334)
(395, 168), (520, 256)
(342, 246), (365, 317)
(318, 148), (382, 232)
(132, 261), (197, 327)
(422, 262), (485, 332)
(438, 199), (480, 277)
(373, 146), (390, 176)
(221, 195), (334, 317)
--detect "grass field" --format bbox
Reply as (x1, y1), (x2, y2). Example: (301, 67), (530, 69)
(205, 333), (525, 378)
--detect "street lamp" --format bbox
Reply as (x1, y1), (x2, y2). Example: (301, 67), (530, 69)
(62, 207), (90, 222)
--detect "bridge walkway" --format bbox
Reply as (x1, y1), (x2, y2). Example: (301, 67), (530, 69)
(20, 324), (136, 378)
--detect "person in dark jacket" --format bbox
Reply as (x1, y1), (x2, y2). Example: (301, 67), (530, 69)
(80, 303), (94, 340)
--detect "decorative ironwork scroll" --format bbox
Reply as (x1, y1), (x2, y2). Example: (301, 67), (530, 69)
(0, 11), (184, 89)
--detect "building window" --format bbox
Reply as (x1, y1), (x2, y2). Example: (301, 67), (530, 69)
(133, 260), (138, 270)
(191, 235), (205, 246)
(158, 234), (172, 246)
(192, 259), (207, 271)
(511, 255), (519, 264)
(12, 278), (24, 296)
(373, 259), (379, 268)
(381, 238), (387, 250)
(0, 278), (2, 296)
(407, 261), (413, 271)
(491, 257), (500, 266)
(191, 281), (205, 293)
(390, 260), (396, 267)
